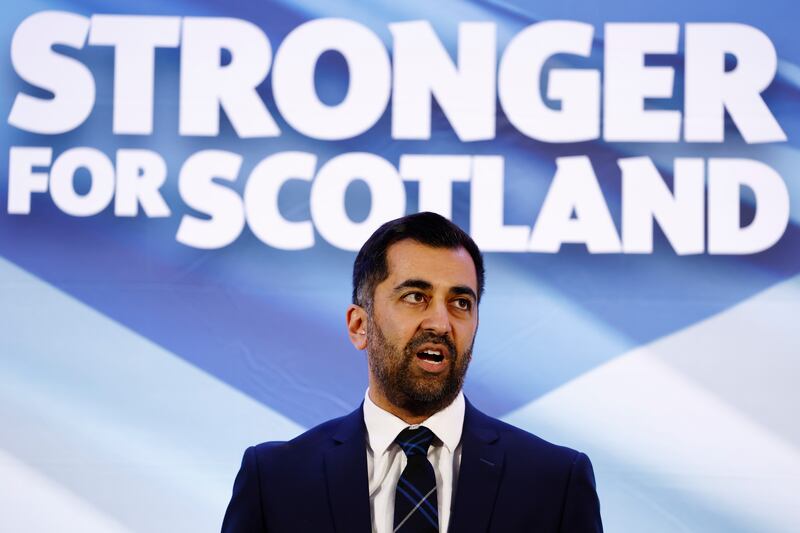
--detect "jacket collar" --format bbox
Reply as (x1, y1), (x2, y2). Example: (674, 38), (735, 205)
(325, 404), (372, 533)
(448, 398), (504, 532)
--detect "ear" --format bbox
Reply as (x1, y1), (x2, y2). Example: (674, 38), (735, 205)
(346, 304), (368, 350)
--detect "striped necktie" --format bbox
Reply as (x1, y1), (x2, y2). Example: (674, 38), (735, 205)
(393, 426), (439, 533)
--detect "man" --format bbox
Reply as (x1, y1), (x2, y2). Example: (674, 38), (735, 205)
(222, 212), (603, 532)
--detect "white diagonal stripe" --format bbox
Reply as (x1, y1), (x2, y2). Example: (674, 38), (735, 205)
(503, 273), (800, 532)
(393, 486), (437, 532)
(0, 257), (305, 532)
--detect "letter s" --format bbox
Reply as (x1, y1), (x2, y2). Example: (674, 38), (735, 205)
(8, 11), (95, 134)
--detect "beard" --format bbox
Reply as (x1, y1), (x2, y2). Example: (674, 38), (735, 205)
(366, 318), (473, 418)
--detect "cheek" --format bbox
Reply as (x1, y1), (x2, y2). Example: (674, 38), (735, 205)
(396, 324), (421, 347)
(375, 314), (417, 347)
(392, 309), (422, 332)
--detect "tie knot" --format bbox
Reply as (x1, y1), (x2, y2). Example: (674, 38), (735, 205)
(395, 426), (435, 457)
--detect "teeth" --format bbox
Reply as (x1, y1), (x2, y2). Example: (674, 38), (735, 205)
(423, 350), (441, 356)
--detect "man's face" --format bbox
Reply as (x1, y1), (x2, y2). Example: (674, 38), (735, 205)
(365, 240), (479, 417)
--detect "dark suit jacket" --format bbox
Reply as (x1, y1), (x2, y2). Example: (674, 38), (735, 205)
(221, 398), (602, 532)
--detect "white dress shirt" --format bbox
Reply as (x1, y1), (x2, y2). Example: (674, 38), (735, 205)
(363, 389), (465, 533)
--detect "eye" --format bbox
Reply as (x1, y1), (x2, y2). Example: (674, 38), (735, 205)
(402, 292), (426, 304)
(452, 298), (472, 311)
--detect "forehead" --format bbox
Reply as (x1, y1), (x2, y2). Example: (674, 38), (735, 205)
(382, 240), (478, 292)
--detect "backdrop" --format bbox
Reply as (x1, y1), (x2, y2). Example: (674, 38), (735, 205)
(1, 1), (799, 532)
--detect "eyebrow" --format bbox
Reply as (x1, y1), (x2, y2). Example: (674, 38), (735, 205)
(450, 285), (478, 301)
(393, 279), (477, 302)
(393, 279), (432, 293)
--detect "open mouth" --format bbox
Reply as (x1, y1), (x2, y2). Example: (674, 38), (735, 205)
(416, 349), (445, 365)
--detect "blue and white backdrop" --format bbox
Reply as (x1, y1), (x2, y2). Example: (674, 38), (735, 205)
(1, 0), (799, 531)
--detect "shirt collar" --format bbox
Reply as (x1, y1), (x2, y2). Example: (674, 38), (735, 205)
(363, 388), (465, 456)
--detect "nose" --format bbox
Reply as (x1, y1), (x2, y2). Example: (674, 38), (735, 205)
(420, 299), (452, 336)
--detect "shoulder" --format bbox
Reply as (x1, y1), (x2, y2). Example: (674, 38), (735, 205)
(222, 409), (364, 531)
(464, 401), (599, 513)
(465, 401), (588, 468)
(470, 409), (603, 530)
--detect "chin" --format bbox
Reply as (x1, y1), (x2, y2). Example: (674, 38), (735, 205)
(399, 383), (459, 415)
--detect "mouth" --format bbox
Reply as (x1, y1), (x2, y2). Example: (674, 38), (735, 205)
(414, 344), (450, 373)
(417, 348), (445, 364)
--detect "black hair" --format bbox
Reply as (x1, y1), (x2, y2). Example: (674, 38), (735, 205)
(352, 212), (485, 307)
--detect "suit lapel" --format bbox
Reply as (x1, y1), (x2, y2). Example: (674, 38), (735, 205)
(323, 405), (372, 533)
(448, 400), (504, 533)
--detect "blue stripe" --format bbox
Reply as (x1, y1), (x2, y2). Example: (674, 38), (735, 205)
(401, 428), (433, 446)
(399, 441), (428, 455)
